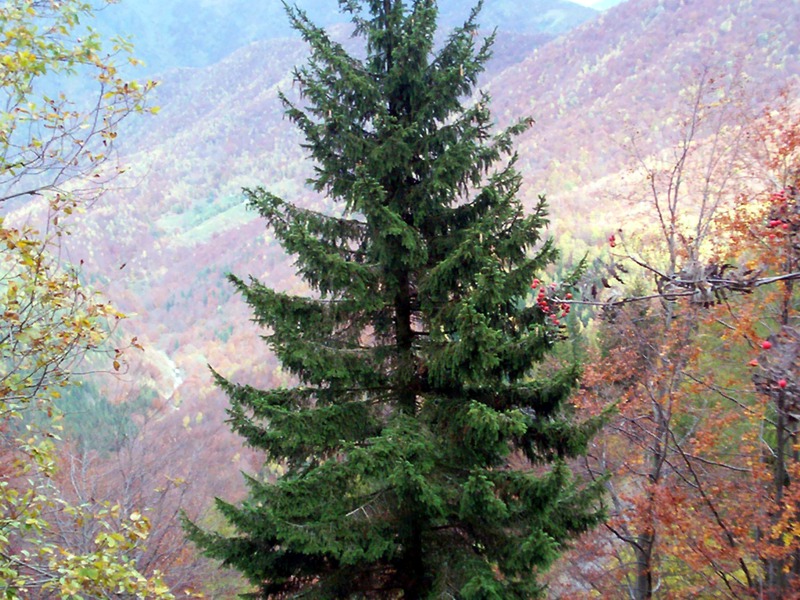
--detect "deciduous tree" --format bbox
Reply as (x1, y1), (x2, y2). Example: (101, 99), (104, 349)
(0, 1), (169, 597)
(552, 84), (800, 599)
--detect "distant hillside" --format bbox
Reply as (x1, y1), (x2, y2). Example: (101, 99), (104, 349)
(10, 0), (794, 479)
(594, 0), (628, 10)
(485, 0), (800, 194)
(95, 0), (597, 74)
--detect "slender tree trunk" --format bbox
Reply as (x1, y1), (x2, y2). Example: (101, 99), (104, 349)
(764, 278), (796, 598)
(765, 388), (787, 600)
(634, 532), (654, 600)
(633, 438), (665, 600)
(633, 372), (671, 600)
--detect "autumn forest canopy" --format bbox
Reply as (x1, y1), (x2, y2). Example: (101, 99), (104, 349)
(2, 0), (800, 598)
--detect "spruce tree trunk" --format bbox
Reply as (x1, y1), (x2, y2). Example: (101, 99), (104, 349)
(396, 266), (430, 598)
(401, 525), (426, 600)
(395, 269), (416, 416)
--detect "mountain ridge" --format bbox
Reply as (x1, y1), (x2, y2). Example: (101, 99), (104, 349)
(96, 0), (599, 75)
(68, 0), (800, 388)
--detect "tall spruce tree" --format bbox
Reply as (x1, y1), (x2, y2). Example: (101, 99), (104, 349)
(185, 1), (604, 597)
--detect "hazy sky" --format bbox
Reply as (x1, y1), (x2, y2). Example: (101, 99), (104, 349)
(571, 0), (623, 7)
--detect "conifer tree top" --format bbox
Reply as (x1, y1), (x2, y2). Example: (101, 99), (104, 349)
(184, 1), (604, 597)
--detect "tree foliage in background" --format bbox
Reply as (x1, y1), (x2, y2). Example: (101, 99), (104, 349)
(581, 68), (754, 600)
(0, 0), (156, 209)
(0, 1), (170, 597)
(185, 0), (604, 597)
(552, 86), (800, 599)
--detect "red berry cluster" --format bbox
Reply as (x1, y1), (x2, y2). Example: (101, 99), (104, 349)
(764, 188), (798, 241)
(530, 279), (572, 328)
(751, 339), (790, 390)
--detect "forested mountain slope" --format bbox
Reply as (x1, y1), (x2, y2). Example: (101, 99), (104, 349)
(487, 0), (800, 193)
(40, 0), (798, 466)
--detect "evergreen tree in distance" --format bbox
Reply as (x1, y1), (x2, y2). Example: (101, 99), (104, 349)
(185, 0), (604, 597)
